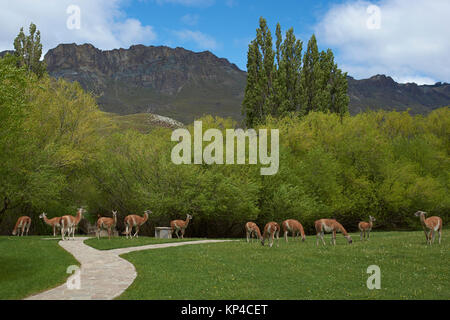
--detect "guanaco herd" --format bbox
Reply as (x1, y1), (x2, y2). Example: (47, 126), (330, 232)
(11, 210), (443, 246)
(12, 208), (193, 241)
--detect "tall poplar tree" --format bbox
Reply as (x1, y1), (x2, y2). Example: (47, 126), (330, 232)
(14, 22), (46, 77)
(243, 20), (349, 125)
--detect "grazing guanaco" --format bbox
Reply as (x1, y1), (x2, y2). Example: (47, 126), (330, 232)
(358, 215), (376, 241)
(96, 210), (118, 239)
(39, 213), (62, 237)
(315, 219), (352, 246)
(245, 222), (262, 242)
(170, 214), (192, 239)
(282, 219), (306, 242)
(12, 216), (31, 236)
(60, 208), (85, 241)
(261, 222), (280, 247)
(415, 211), (442, 245)
(123, 210), (151, 239)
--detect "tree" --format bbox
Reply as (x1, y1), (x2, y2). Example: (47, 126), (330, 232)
(300, 34), (321, 114)
(243, 19), (349, 126)
(14, 22), (46, 77)
(275, 26), (302, 115)
(242, 17), (276, 127)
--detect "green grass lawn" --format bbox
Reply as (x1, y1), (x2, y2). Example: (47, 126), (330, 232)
(117, 231), (449, 300)
(84, 236), (205, 250)
(0, 236), (79, 300)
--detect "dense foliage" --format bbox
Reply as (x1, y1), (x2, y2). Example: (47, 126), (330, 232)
(1, 52), (448, 236)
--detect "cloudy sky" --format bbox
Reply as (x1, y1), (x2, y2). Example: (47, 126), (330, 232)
(1, 0), (449, 84)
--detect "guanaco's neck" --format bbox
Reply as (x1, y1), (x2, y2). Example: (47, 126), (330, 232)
(75, 210), (83, 224)
(336, 222), (349, 236)
(419, 213), (428, 228)
(42, 215), (51, 225)
(255, 226), (262, 239)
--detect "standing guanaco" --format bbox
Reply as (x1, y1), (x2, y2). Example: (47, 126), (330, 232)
(61, 208), (85, 241)
(282, 219), (306, 242)
(358, 216), (376, 241)
(96, 210), (118, 239)
(123, 210), (151, 239)
(415, 211), (442, 245)
(315, 219), (352, 246)
(12, 216), (31, 236)
(170, 214), (192, 239)
(39, 213), (62, 237)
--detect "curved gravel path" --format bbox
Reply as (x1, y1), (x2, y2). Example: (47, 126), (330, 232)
(25, 237), (233, 300)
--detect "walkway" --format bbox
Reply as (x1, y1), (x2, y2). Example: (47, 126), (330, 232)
(25, 237), (233, 300)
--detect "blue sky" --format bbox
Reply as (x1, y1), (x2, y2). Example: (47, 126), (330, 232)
(121, 0), (337, 70)
(1, 0), (449, 84)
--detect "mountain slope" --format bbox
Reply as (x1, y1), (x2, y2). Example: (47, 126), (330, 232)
(347, 75), (450, 115)
(3, 44), (449, 123)
(44, 43), (246, 124)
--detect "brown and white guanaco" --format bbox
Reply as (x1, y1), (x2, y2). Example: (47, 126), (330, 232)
(12, 216), (31, 236)
(60, 208), (85, 241)
(358, 215), (376, 241)
(245, 222), (262, 242)
(39, 213), (62, 237)
(170, 214), (192, 239)
(96, 210), (117, 240)
(415, 211), (442, 245)
(123, 210), (151, 239)
(282, 219), (306, 242)
(315, 219), (352, 246)
(261, 222), (280, 247)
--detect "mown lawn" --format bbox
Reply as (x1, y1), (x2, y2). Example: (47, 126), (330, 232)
(0, 236), (79, 300)
(84, 236), (205, 250)
(117, 231), (449, 300)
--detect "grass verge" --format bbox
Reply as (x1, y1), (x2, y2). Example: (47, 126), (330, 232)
(0, 236), (79, 300)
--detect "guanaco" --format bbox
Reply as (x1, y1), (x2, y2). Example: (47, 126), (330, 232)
(245, 222), (262, 242)
(12, 216), (31, 236)
(282, 219), (306, 242)
(123, 210), (151, 239)
(60, 208), (84, 241)
(170, 214), (192, 239)
(261, 222), (280, 247)
(96, 210), (118, 239)
(315, 219), (352, 246)
(39, 213), (62, 237)
(358, 215), (376, 241)
(415, 211), (442, 245)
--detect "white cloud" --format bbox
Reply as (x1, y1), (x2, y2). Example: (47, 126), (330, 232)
(0, 0), (156, 56)
(181, 14), (200, 26)
(315, 0), (450, 84)
(173, 29), (219, 50)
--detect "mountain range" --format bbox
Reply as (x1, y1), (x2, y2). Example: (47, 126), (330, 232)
(2, 44), (449, 124)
